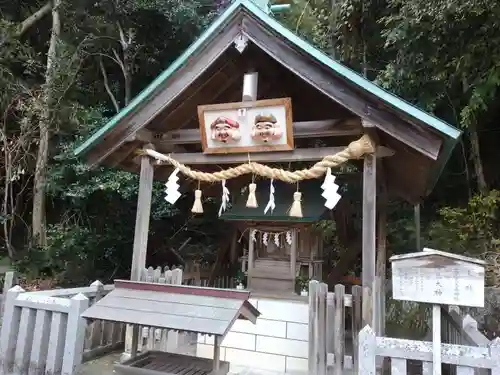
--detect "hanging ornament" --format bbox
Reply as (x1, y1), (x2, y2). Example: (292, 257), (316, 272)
(164, 168), (181, 204)
(274, 233), (280, 247)
(251, 230), (257, 243)
(286, 231), (292, 245)
(289, 183), (303, 218)
(191, 182), (204, 214)
(262, 232), (268, 246)
(218, 180), (230, 217)
(264, 179), (276, 215)
(246, 182), (258, 208)
(321, 167), (341, 210)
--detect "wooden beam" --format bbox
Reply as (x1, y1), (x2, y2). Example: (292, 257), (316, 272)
(131, 154), (154, 281)
(362, 153), (377, 330)
(124, 128), (154, 144)
(240, 18), (443, 160)
(153, 145), (393, 165)
(158, 118), (362, 146)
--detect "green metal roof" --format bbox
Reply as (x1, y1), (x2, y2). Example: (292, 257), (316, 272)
(220, 180), (326, 222)
(74, 0), (461, 195)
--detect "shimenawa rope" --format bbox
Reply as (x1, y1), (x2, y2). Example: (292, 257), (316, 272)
(139, 134), (375, 184)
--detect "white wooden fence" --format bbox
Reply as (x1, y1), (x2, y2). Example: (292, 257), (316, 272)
(358, 325), (500, 375)
(122, 266), (197, 360)
(308, 280), (363, 375)
(0, 279), (124, 375)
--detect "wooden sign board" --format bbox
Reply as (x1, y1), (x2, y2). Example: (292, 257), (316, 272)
(390, 248), (485, 308)
(197, 98), (293, 154)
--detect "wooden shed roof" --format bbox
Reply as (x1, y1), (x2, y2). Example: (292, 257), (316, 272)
(81, 280), (260, 337)
(74, 0), (461, 202)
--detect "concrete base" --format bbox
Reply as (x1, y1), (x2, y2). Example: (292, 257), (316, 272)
(197, 296), (308, 374)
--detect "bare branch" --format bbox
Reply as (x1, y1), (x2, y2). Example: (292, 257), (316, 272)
(99, 58), (120, 113)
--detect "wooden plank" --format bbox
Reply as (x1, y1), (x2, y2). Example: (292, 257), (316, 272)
(0, 286), (24, 373)
(333, 284), (345, 375)
(362, 153), (376, 329)
(318, 283), (328, 375)
(159, 118), (362, 145)
(391, 358), (407, 375)
(308, 280), (319, 374)
(86, 16), (243, 167)
(358, 326), (376, 375)
(152, 145), (393, 166)
(240, 18), (443, 160)
(375, 337), (494, 368)
(490, 338), (500, 375)
(290, 229), (297, 278)
(29, 309), (51, 375)
(131, 154), (155, 281)
(14, 307), (36, 374)
(61, 294), (89, 375)
(351, 285), (362, 374)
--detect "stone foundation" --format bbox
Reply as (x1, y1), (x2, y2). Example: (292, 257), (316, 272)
(196, 296), (309, 373)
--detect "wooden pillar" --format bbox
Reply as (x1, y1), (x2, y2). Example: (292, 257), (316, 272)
(229, 229), (238, 264)
(362, 153), (376, 329)
(376, 189), (387, 337)
(414, 204), (421, 251)
(130, 153), (155, 281)
(248, 229), (255, 288)
(290, 228), (297, 278)
(213, 336), (221, 372)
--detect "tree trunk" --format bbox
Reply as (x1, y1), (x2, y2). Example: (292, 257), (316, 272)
(32, 0), (61, 246)
(468, 122), (488, 194)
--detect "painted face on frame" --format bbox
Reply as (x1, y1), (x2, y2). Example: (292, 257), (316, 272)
(251, 114), (282, 143)
(210, 117), (241, 143)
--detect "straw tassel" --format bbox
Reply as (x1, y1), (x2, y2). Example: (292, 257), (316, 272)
(246, 183), (258, 208)
(289, 191), (303, 217)
(191, 189), (204, 214)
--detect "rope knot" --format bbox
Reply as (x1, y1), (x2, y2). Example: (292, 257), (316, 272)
(347, 134), (376, 159)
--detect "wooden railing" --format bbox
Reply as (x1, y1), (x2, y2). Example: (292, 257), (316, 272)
(183, 262), (236, 288)
(441, 305), (491, 375)
(308, 280), (363, 375)
(0, 277), (124, 375)
(358, 325), (500, 375)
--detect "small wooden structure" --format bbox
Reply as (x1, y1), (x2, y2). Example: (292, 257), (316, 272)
(74, 0), (462, 338)
(81, 280), (260, 375)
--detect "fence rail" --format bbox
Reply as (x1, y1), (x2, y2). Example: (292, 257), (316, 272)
(359, 325), (500, 375)
(308, 280), (363, 375)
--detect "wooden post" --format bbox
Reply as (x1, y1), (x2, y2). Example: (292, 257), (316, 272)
(358, 326), (376, 375)
(415, 204), (421, 251)
(242, 72), (258, 101)
(362, 153), (377, 329)
(0, 285), (24, 373)
(432, 304), (442, 375)
(308, 280), (319, 374)
(62, 293), (90, 375)
(1, 271), (17, 319)
(213, 336), (221, 372)
(131, 153), (154, 281)
(290, 228), (297, 278)
(229, 229), (238, 264)
(248, 229), (255, 288)
(376, 187), (387, 337)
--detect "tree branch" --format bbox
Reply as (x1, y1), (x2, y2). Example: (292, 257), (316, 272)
(99, 58), (120, 113)
(18, 1), (53, 38)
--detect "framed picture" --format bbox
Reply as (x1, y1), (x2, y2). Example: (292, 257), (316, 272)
(197, 97), (293, 154)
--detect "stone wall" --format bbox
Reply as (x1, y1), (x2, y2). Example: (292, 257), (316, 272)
(196, 297), (309, 373)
